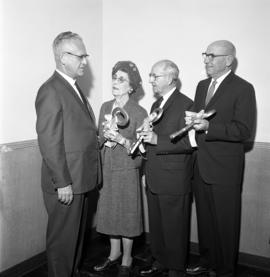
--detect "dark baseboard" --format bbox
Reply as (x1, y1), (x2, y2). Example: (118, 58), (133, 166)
(0, 252), (46, 277)
(190, 242), (270, 273)
(0, 228), (99, 277)
(1, 234), (270, 276)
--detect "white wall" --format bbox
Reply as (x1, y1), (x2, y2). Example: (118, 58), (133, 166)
(102, 0), (270, 143)
(0, 0), (103, 143)
(1, 0), (269, 144)
(0, 0), (270, 271)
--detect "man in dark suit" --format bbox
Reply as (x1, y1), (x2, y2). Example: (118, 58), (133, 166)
(138, 60), (193, 277)
(35, 32), (100, 277)
(185, 40), (256, 277)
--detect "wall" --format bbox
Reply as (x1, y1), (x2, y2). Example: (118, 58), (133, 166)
(0, 0), (103, 143)
(102, 0), (270, 258)
(1, 0), (270, 273)
(102, 0), (270, 142)
(189, 142), (270, 258)
(0, 0), (102, 272)
(0, 141), (46, 272)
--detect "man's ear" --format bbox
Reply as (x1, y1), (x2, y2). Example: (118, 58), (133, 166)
(167, 74), (174, 86)
(60, 52), (67, 65)
(226, 55), (234, 67)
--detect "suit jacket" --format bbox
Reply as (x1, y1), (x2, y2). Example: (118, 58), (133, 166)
(98, 98), (148, 170)
(35, 71), (100, 194)
(193, 71), (256, 185)
(145, 89), (193, 195)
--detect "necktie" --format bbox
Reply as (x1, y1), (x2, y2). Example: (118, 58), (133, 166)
(205, 80), (217, 106)
(74, 82), (95, 122)
(151, 96), (163, 112)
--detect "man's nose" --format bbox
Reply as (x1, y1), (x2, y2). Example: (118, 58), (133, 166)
(81, 57), (88, 65)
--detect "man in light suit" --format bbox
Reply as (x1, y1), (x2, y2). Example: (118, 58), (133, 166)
(185, 40), (256, 277)
(139, 60), (193, 277)
(35, 32), (100, 277)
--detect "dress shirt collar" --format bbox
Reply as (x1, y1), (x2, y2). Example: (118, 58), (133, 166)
(208, 70), (231, 94)
(211, 70), (231, 86)
(56, 69), (76, 86)
(160, 86), (176, 108)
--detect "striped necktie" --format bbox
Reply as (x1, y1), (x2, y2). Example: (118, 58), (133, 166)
(205, 80), (217, 106)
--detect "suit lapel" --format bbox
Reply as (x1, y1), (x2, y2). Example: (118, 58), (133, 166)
(206, 72), (234, 109)
(82, 93), (96, 123)
(54, 71), (96, 123)
(162, 89), (179, 112)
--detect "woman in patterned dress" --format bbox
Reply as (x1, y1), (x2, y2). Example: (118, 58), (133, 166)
(94, 61), (147, 277)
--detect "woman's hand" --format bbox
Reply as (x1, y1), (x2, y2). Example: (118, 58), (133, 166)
(104, 129), (123, 144)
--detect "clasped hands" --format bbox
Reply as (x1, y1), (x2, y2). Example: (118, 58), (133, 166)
(102, 115), (125, 145)
(103, 128), (125, 144)
(185, 109), (209, 131)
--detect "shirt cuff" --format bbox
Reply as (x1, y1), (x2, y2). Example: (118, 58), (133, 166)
(188, 129), (197, 148)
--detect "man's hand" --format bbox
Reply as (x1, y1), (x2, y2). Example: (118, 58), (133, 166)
(57, 184), (73, 205)
(185, 110), (209, 131)
(192, 118), (209, 131)
(185, 110), (204, 124)
(140, 130), (158, 145)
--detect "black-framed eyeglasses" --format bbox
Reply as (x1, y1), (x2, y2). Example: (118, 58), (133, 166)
(65, 52), (89, 60)
(149, 73), (167, 81)
(202, 52), (228, 60)
(112, 75), (129, 84)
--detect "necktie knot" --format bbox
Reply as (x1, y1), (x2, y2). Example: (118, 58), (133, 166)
(151, 96), (163, 112)
(156, 96), (163, 107)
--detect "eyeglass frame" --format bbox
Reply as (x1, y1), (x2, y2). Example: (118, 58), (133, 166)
(149, 73), (168, 81)
(112, 75), (129, 84)
(64, 51), (89, 60)
(202, 52), (228, 60)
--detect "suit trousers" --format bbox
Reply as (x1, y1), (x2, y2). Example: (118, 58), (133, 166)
(43, 192), (88, 277)
(146, 189), (190, 271)
(193, 160), (241, 276)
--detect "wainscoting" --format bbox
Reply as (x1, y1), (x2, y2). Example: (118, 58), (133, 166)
(0, 140), (47, 273)
(0, 140), (269, 275)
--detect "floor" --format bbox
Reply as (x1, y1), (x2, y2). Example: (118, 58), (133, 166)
(23, 233), (270, 277)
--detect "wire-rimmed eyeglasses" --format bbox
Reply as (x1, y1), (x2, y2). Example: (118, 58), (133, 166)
(64, 52), (89, 60)
(112, 75), (129, 84)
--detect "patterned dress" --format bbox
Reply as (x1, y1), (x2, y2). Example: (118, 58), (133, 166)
(96, 98), (147, 237)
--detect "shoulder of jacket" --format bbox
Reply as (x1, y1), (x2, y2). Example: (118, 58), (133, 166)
(174, 90), (193, 105)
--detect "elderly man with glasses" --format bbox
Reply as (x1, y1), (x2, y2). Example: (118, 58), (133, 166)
(35, 31), (100, 277)
(185, 40), (256, 277)
(138, 60), (194, 277)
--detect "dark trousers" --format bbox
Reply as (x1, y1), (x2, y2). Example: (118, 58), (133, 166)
(146, 189), (190, 271)
(43, 192), (88, 277)
(193, 161), (241, 276)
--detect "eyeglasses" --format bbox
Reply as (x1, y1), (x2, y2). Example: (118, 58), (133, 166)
(149, 73), (167, 81)
(112, 75), (129, 84)
(202, 52), (228, 60)
(65, 52), (89, 60)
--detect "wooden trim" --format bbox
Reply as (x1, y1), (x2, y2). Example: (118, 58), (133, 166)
(189, 242), (270, 273)
(253, 141), (270, 149)
(0, 230), (99, 276)
(0, 139), (269, 151)
(0, 139), (38, 151)
(0, 252), (46, 277)
(1, 232), (270, 276)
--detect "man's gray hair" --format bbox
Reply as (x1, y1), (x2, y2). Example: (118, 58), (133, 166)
(159, 60), (179, 82)
(52, 31), (82, 61)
